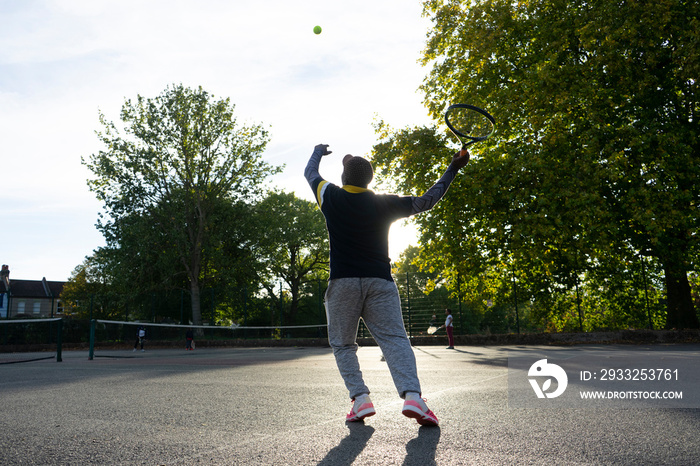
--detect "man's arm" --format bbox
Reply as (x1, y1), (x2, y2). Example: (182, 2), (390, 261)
(304, 144), (332, 186)
(305, 144), (333, 206)
(410, 149), (470, 215)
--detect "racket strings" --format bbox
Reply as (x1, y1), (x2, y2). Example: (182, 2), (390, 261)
(449, 109), (493, 139)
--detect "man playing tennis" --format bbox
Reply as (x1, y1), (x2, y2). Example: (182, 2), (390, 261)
(305, 143), (469, 426)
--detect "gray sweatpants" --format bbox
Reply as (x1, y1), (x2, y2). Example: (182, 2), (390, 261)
(325, 277), (421, 400)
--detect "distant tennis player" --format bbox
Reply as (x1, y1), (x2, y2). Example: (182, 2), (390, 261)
(440, 308), (455, 349)
(305, 143), (469, 426)
(133, 326), (146, 352)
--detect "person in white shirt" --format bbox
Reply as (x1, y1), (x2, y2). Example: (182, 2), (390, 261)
(133, 326), (146, 352)
(440, 309), (454, 349)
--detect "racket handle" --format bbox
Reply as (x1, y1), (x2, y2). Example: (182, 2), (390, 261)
(450, 148), (470, 171)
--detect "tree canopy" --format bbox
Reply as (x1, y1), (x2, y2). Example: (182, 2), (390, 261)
(83, 84), (280, 325)
(253, 192), (329, 325)
(371, 0), (699, 329)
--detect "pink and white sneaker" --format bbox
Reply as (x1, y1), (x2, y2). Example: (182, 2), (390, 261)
(402, 396), (439, 426)
(346, 395), (376, 422)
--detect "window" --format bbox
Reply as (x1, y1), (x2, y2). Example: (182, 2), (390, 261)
(33, 302), (42, 315)
(17, 301), (25, 314)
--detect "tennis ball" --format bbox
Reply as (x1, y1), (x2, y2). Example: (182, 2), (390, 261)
(313, 25), (322, 35)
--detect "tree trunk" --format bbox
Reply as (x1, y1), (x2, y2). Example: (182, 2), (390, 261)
(188, 197), (205, 329)
(663, 260), (699, 329)
(190, 279), (203, 331)
(288, 278), (300, 325)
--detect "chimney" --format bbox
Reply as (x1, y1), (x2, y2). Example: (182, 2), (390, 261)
(1, 265), (9, 289)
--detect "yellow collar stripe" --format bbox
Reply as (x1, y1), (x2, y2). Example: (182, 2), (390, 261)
(342, 185), (371, 193)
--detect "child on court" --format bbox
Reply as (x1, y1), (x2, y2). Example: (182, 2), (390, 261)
(305, 143), (469, 426)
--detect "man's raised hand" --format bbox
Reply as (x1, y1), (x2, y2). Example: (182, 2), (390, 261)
(315, 144), (332, 156)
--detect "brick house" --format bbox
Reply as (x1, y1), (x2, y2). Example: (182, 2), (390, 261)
(0, 265), (65, 318)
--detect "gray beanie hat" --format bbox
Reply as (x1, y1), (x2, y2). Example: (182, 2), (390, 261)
(341, 155), (374, 188)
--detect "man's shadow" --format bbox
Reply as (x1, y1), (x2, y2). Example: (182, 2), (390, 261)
(403, 426), (441, 466)
(317, 422), (375, 466)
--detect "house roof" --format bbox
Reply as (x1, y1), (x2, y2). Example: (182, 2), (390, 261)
(1, 278), (65, 298)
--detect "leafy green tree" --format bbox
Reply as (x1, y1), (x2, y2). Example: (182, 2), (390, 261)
(83, 84), (280, 325)
(373, 0), (698, 329)
(254, 191), (329, 325)
(98, 191), (264, 323)
(61, 251), (123, 319)
(372, 122), (507, 318)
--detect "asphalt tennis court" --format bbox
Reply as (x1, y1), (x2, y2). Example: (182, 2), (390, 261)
(2, 344), (699, 465)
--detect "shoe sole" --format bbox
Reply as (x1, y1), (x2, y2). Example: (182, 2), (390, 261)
(347, 407), (376, 422)
(402, 404), (439, 426)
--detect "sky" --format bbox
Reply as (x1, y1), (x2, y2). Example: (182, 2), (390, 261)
(1, 0), (437, 282)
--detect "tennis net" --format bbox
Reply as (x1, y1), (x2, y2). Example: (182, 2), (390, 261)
(88, 319), (328, 358)
(0, 317), (63, 364)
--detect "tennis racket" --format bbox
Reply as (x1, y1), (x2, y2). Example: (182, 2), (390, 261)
(444, 104), (495, 150)
(427, 326), (438, 335)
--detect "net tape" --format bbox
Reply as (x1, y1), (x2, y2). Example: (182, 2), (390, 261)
(96, 319), (326, 330)
(0, 317), (63, 325)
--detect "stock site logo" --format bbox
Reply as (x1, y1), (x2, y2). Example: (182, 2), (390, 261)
(528, 359), (568, 399)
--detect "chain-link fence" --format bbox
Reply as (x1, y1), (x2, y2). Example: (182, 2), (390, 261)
(48, 263), (687, 347)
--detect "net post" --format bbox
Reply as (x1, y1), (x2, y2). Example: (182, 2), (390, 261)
(56, 318), (63, 362)
(88, 319), (96, 360)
